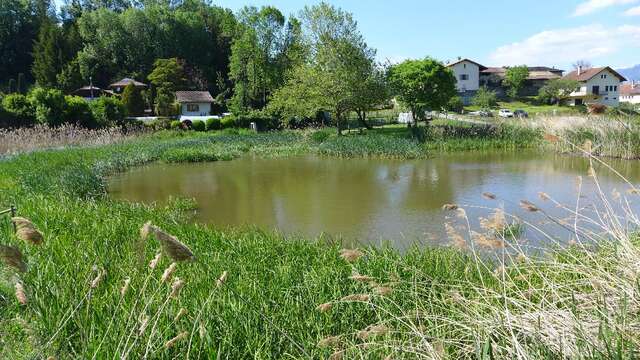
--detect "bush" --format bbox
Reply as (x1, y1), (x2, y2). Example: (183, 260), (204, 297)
(90, 97), (126, 128)
(206, 117), (221, 131)
(234, 111), (281, 131)
(447, 96), (464, 113)
(221, 115), (236, 129)
(192, 120), (205, 132)
(1, 93), (35, 127)
(28, 87), (67, 126)
(169, 120), (182, 130)
(64, 96), (94, 128)
(121, 83), (145, 116)
(472, 87), (498, 109)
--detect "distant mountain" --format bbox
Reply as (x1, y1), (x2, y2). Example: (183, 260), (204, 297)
(618, 64), (640, 81)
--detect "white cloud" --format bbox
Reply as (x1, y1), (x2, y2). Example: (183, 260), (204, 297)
(573, 0), (639, 16)
(624, 5), (640, 15)
(488, 24), (640, 67)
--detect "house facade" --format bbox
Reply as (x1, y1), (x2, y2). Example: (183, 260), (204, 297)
(620, 82), (640, 105)
(176, 91), (214, 120)
(446, 59), (487, 105)
(563, 67), (627, 107)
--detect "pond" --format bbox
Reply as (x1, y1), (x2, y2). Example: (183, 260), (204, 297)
(108, 152), (640, 250)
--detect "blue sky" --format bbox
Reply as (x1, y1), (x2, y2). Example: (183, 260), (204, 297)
(57, 0), (640, 70)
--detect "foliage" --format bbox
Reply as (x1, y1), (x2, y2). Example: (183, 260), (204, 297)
(206, 118), (222, 131)
(89, 96), (125, 128)
(32, 19), (66, 88)
(170, 120), (182, 130)
(472, 86), (498, 109)
(0, 0), (41, 83)
(28, 87), (67, 126)
(121, 83), (145, 116)
(191, 120), (206, 132)
(8, 79), (16, 94)
(17, 73), (26, 94)
(446, 96), (464, 113)
(234, 110), (281, 130)
(221, 115), (237, 129)
(537, 78), (581, 105)
(388, 58), (457, 125)
(1, 94), (36, 127)
(64, 95), (94, 127)
(503, 65), (529, 98)
(148, 58), (186, 92)
(154, 88), (175, 117)
(318, 133), (423, 158)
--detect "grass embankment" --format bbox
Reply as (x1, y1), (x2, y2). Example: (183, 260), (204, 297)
(1, 129), (639, 358)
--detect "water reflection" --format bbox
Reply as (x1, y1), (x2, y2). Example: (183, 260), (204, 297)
(108, 152), (640, 250)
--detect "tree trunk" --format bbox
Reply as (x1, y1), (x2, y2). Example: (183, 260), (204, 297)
(357, 110), (372, 130)
(336, 112), (342, 136)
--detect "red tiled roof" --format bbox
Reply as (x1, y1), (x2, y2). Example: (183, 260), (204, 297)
(621, 83), (640, 95)
(563, 67), (627, 82)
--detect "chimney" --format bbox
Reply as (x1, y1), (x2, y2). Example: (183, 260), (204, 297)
(578, 65), (583, 76)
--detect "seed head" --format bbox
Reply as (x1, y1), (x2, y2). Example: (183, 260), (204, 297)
(538, 192), (550, 201)
(138, 316), (149, 336)
(544, 133), (560, 143)
(339, 249), (363, 263)
(587, 166), (595, 178)
(161, 263), (177, 283)
(341, 294), (370, 302)
(316, 302), (333, 312)
(482, 192), (497, 200)
(442, 203), (458, 211)
(317, 336), (340, 348)
(149, 253), (161, 269)
(0, 245), (27, 272)
(170, 277), (185, 298)
(357, 324), (389, 340)
(445, 223), (467, 250)
(374, 286), (393, 296)
(153, 226), (194, 262)
(216, 271), (228, 288)
(12, 217), (43, 245)
(140, 221), (153, 241)
(329, 350), (344, 360)
(174, 308), (187, 322)
(519, 200), (539, 212)
(15, 282), (27, 305)
(349, 274), (374, 282)
(582, 140), (593, 154)
(120, 277), (131, 297)
(164, 331), (188, 349)
(90, 269), (105, 289)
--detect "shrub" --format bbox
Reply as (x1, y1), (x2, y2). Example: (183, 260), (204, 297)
(170, 120), (182, 129)
(447, 96), (464, 113)
(309, 128), (333, 143)
(221, 115), (236, 129)
(206, 117), (221, 131)
(121, 83), (145, 116)
(64, 96), (94, 128)
(233, 111), (281, 131)
(192, 120), (205, 132)
(28, 87), (67, 126)
(1, 93), (35, 127)
(472, 87), (498, 109)
(90, 97), (126, 128)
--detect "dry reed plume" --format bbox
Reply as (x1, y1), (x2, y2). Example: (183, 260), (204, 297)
(339, 249), (363, 262)
(0, 245), (27, 272)
(12, 217), (43, 245)
(164, 331), (188, 349)
(15, 282), (27, 305)
(140, 223), (194, 262)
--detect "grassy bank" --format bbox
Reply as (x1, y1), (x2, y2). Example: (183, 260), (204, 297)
(1, 129), (639, 358)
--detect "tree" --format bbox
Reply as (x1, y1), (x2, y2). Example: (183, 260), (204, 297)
(350, 64), (390, 129)
(387, 58), (457, 127)
(472, 87), (498, 109)
(537, 78), (580, 105)
(154, 87), (175, 117)
(89, 96), (125, 127)
(148, 58), (186, 92)
(573, 60), (592, 71)
(121, 83), (145, 116)
(17, 73), (25, 94)
(32, 19), (66, 88)
(503, 65), (529, 98)
(8, 79), (16, 94)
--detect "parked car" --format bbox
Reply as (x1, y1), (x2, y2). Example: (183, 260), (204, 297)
(514, 109), (529, 118)
(498, 109), (514, 118)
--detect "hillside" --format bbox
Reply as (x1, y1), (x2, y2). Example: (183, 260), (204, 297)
(618, 64), (640, 81)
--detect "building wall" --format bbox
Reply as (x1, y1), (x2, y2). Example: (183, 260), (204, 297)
(620, 94), (640, 105)
(449, 61), (480, 92)
(569, 69), (622, 107)
(180, 102), (212, 116)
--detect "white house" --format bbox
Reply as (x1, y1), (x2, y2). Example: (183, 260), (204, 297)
(563, 66), (627, 107)
(620, 82), (640, 106)
(176, 91), (214, 121)
(446, 58), (487, 105)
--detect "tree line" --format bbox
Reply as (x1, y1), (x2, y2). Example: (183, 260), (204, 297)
(1, 0), (463, 133)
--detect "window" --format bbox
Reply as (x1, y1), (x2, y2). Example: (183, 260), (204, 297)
(463, 64), (466, 68)
(601, 74), (607, 79)
(605, 86), (609, 92)
(614, 85), (618, 91)
(460, 74), (469, 80)
(187, 104), (199, 112)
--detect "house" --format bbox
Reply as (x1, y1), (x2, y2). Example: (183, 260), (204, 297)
(108, 78), (148, 94)
(72, 86), (116, 101)
(620, 82), (640, 105)
(479, 66), (564, 96)
(176, 91), (214, 121)
(446, 58), (487, 105)
(563, 66), (627, 107)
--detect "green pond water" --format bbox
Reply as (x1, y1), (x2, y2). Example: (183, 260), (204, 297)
(108, 152), (640, 250)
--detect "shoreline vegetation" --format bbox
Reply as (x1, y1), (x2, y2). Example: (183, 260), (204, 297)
(1, 121), (640, 358)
